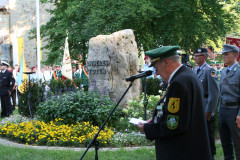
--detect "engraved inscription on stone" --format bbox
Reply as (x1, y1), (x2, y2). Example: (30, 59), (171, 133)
(87, 29), (141, 107)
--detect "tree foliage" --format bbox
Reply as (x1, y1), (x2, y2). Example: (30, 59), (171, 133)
(36, 0), (239, 64)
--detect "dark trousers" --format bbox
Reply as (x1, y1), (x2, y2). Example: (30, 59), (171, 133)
(207, 117), (216, 158)
(11, 89), (16, 110)
(1, 95), (13, 117)
(218, 107), (240, 160)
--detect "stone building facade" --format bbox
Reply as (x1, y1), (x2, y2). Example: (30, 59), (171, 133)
(0, 0), (53, 67)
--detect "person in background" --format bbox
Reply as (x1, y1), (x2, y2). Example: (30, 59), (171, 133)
(77, 63), (82, 77)
(12, 64), (19, 80)
(43, 66), (51, 82)
(26, 65), (31, 72)
(11, 64), (19, 110)
(30, 66), (38, 80)
(39, 67), (45, 82)
(218, 44), (240, 160)
(51, 63), (62, 80)
(0, 61), (15, 118)
(7, 66), (13, 72)
(143, 55), (155, 78)
(216, 61), (223, 83)
(48, 66), (53, 79)
(209, 61), (216, 70)
(194, 48), (219, 159)
(72, 64), (80, 80)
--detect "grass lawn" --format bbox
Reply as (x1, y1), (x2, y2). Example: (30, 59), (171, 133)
(0, 143), (224, 160)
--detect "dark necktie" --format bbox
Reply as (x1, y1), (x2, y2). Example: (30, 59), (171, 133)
(197, 68), (200, 74)
(226, 69), (230, 74)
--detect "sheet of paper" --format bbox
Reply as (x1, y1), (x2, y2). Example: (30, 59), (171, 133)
(129, 118), (147, 125)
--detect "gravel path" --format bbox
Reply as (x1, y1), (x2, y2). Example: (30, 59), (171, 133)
(0, 137), (154, 151)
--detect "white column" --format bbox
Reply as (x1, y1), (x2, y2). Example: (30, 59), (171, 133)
(36, 0), (41, 78)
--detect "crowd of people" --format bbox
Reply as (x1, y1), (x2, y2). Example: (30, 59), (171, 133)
(0, 61), (88, 118)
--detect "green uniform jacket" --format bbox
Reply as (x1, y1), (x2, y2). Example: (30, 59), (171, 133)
(81, 66), (88, 87)
(73, 72), (80, 80)
(51, 70), (62, 80)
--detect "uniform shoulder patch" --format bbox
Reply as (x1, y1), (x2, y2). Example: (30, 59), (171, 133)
(167, 98), (180, 113)
(167, 115), (179, 130)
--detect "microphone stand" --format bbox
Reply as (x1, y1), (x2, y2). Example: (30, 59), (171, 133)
(80, 81), (134, 160)
(143, 77), (148, 121)
(23, 72), (38, 139)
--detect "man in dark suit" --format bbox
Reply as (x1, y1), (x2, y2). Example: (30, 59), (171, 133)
(0, 61), (15, 118)
(194, 48), (220, 159)
(136, 46), (212, 160)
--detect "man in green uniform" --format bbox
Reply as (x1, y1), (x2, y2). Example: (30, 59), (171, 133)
(51, 63), (62, 80)
(216, 61), (223, 83)
(80, 63), (88, 88)
(209, 61), (216, 70)
(72, 64), (80, 80)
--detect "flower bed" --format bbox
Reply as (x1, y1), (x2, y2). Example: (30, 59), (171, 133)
(0, 118), (114, 147)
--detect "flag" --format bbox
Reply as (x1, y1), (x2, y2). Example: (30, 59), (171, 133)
(17, 38), (28, 93)
(61, 36), (72, 80)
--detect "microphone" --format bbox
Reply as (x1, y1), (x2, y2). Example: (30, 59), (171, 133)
(126, 70), (153, 82)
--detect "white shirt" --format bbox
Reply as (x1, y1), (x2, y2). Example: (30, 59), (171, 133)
(43, 71), (51, 81)
(12, 69), (19, 79)
(77, 69), (82, 77)
(1, 69), (6, 73)
(168, 64), (183, 83)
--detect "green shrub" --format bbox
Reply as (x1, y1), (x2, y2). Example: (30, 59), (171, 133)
(119, 94), (161, 131)
(18, 80), (46, 117)
(18, 78), (87, 118)
(36, 90), (122, 128)
(142, 77), (163, 95)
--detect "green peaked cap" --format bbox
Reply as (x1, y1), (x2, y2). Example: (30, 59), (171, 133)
(209, 61), (216, 65)
(55, 62), (61, 66)
(72, 64), (76, 68)
(146, 46), (180, 66)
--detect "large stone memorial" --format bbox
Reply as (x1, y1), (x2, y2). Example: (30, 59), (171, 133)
(87, 29), (141, 107)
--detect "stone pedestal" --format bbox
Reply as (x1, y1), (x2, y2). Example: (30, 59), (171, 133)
(87, 29), (140, 107)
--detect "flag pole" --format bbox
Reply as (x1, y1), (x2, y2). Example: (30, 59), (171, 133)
(36, 0), (41, 78)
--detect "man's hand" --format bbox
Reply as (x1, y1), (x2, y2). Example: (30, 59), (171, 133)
(8, 91), (12, 95)
(147, 118), (152, 123)
(236, 116), (240, 128)
(136, 122), (145, 133)
(206, 112), (212, 121)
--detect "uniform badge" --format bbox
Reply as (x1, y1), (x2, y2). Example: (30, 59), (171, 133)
(167, 98), (180, 113)
(167, 115), (179, 130)
(211, 71), (216, 77)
